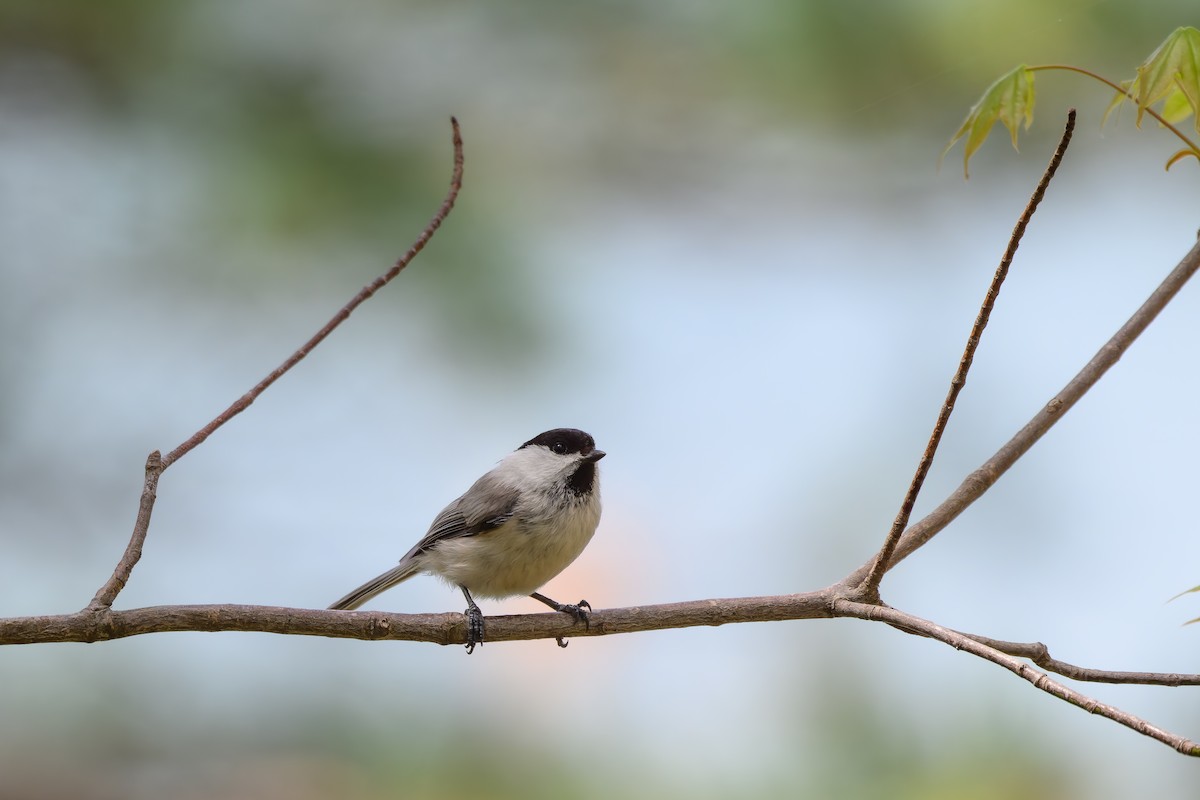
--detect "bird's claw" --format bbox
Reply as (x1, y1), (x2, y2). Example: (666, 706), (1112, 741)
(553, 599), (591, 648)
(558, 599), (592, 630)
(464, 605), (485, 654)
(529, 592), (593, 649)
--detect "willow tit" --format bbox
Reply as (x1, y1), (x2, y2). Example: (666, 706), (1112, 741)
(329, 428), (605, 652)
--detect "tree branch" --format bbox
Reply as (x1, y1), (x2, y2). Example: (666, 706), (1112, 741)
(87, 451), (162, 611)
(7, 592), (1198, 756)
(846, 232), (1200, 587)
(860, 110), (1078, 598)
(833, 599), (1200, 756)
(160, 117), (464, 471)
(960, 633), (1200, 686)
(0, 594), (834, 646)
(81, 118), (465, 613)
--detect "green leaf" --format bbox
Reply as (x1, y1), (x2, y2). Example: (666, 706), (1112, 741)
(1169, 584), (1200, 603)
(1161, 85), (1196, 125)
(1165, 147), (1200, 170)
(1132, 26), (1200, 133)
(1172, 584), (1200, 624)
(942, 65), (1036, 179)
(1101, 79), (1134, 128)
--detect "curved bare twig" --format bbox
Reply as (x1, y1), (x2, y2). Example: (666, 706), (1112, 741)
(161, 118), (465, 470)
(84, 118), (465, 612)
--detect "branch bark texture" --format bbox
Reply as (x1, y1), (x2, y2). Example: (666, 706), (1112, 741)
(0, 594), (833, 646)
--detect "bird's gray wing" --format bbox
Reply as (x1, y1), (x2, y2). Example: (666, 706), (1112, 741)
(401, 473), (521, 561)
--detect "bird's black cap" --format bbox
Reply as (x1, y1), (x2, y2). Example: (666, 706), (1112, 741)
(520, 428), (600, 458)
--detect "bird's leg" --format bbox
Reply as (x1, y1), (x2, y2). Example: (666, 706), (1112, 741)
(460, 586), (485, 654)
(530, 592), (591, 647)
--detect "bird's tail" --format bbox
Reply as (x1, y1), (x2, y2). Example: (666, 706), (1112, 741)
(328, 561), (421, 610)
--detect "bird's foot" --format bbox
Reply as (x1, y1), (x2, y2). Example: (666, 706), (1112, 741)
(464, 605), (485, 654)
(553, 601), (591, 647)
(555, 599), (592, 629)
(530, 592), (592, 648)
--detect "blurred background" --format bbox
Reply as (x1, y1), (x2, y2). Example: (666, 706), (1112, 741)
(2, 1), (1199, 797)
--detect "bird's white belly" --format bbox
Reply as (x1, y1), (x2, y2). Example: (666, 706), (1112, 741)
(421, 506), (600, 598)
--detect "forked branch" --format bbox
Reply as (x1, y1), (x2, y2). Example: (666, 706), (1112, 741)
(6, 592), (1200, 756)
(859, 109), (1076, 598)
(845, 232), (1200, 586)
(960, 633), (1200, 686)
(834, 599), (1200, 756)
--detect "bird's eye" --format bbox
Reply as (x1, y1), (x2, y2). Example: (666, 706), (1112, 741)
(553, 441), (567, 454)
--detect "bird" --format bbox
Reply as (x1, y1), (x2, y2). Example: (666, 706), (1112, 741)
(329, 428), (605, 652)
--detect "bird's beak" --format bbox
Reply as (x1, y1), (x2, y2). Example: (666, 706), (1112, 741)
(583, 449), (606, 463)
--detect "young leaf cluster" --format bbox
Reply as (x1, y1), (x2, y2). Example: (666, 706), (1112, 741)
(945, 26), (1200, 177)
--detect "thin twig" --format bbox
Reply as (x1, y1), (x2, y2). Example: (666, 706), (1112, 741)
(859, 110), (1077, 597)
(84, 119), (465, 612)
(845, 234), (1200, 587)
(961, 633), (1200, 686)
(87, 451), (162, 610)
(833, 599), (1200, 756)
(160, 117), (465, 470)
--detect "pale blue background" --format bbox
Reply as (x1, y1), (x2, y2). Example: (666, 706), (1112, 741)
(2, 2), (1199, 797)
